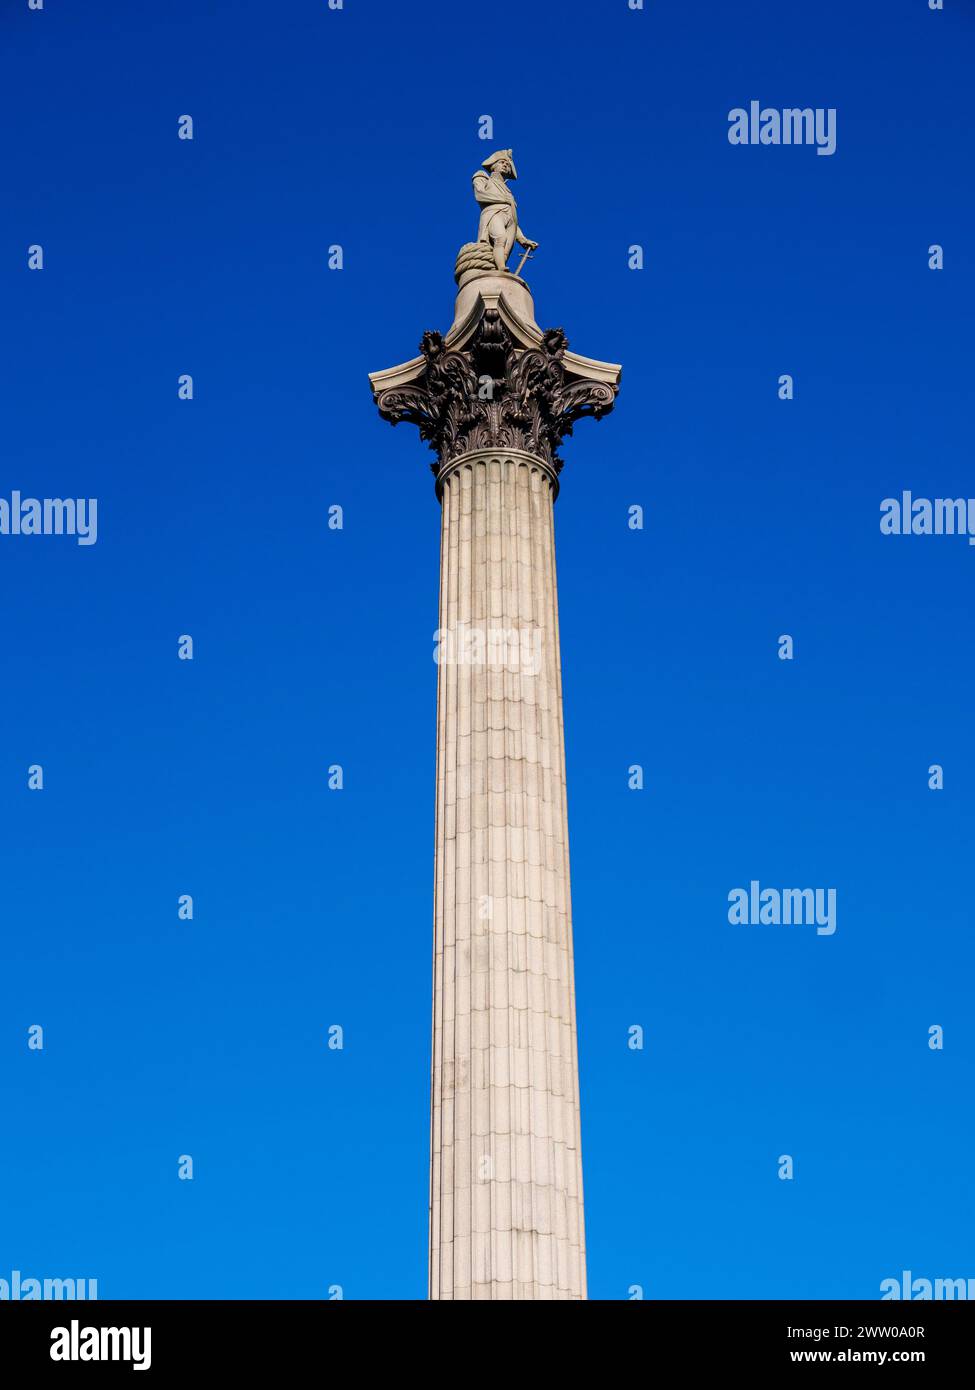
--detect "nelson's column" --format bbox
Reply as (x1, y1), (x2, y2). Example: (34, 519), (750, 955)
(369, 150), (621, 1300)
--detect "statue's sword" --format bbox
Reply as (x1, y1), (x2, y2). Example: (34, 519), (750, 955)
(513, 244), (536, 278)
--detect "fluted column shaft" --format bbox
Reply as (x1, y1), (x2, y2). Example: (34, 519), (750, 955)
(429, 448), (586, 1301)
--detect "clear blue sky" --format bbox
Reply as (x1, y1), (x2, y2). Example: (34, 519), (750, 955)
(2, 0), (972, 1299)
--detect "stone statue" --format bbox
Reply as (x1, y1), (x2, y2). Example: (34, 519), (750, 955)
(372, 148), (620, 489)
(454, 149), (538, 285)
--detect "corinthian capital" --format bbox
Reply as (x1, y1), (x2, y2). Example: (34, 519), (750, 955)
(370, 298), (620, 489)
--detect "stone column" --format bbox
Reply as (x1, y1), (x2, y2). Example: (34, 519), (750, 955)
(370, 274), (620, 1301)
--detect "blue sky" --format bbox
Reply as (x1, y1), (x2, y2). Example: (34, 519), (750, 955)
(2, 0), (972, 1299)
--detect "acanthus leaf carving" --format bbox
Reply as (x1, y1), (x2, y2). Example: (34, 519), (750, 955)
(373, 312), (619, 475)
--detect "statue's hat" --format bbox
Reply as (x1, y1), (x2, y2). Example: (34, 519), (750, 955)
(481, 149), (517, 179)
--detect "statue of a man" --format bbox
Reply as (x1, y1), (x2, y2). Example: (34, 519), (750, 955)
(472, 150), (538, 273)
